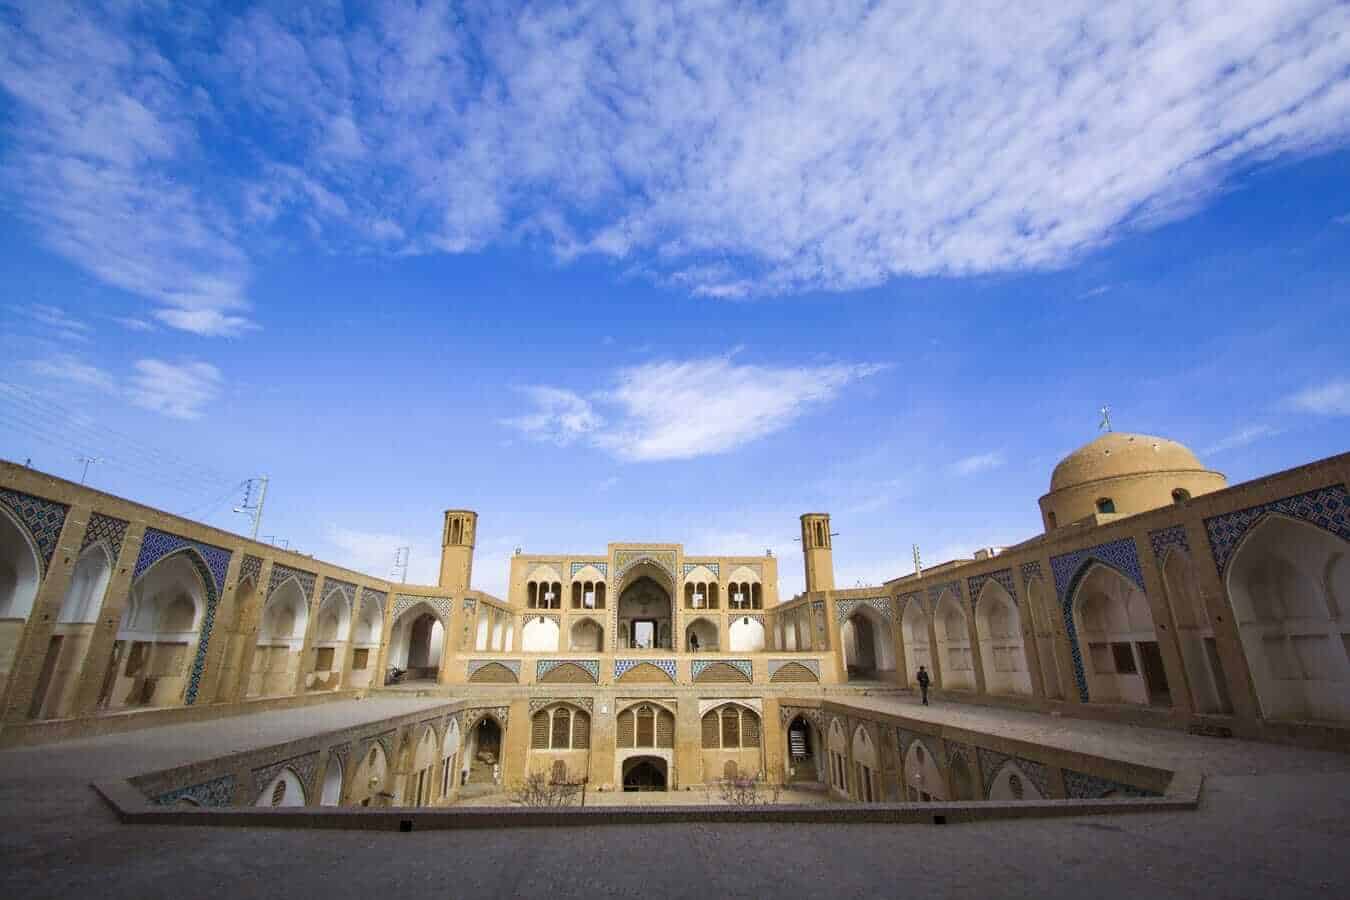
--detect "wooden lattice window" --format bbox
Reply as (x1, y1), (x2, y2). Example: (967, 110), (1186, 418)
(701, 711), (720, 748)
(551, 708), (571, 748)
(531, 711), (550, 749)
(721, 708), (741, 748)
(656, 709), (674, 748)
(742, 711), (760, 748)
(270, 778), (286, 806)
(572, 711), (590, 749)
(636, 706), (655, 747)
(617, 709), (635, 747)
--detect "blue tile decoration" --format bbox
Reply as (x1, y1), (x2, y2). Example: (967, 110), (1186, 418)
(1019, 560), (1043, 585)
(360, 587), (387, 615)
(693, 658), (752, 680)
(393, 594), (453, 624)
(1062, 769), (1158, 799)
(529, 696), (595, 714)
(80, 512), (128, 561)
(154, 774), (235, 808)
(897, 591), (925, 615)
(238, 554), (262, 587)
(252, 751), (320, 802)
(946, 740), (976, 776)
(266, 563), (316, 602)
(967, 569), (1018, 609)
(976, 747), (1009, 792)
(767, 658), (821, 678)
(323, 578), (357, 610)
(811, 600), (827, 641)
(1050, 537), (1145, 703)
(462, 705), (512, 732)
(834, 596), (894, 624)
(613, 549), (677, 583)
(1204, 484), (1350, 574)
(927, 580), (962, 610)
(536, 659), (600, 682)
(569, 560), (608, 579)
(614, 657), (678, 681)
(1148, 524), (1190, 563)
(682, 562), (720, 578)
(133, 528), (234, 708)
(977, 748), (1051, 800)
(466, 658), (520, 677)
(731, 613), (765, 626)
(523, 612), (560, 626)
(0, 488), (68, 574)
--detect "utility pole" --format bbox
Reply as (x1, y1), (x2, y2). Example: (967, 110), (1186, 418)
(233, 476), (269, 540)
(75, 455), (102, 484)
(913, 544), (923, 577)
(391, 546), (410, 583)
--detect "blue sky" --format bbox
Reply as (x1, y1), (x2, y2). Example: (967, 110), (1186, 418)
(1, 1), (1347, 598)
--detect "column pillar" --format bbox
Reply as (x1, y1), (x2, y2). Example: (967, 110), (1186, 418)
(229, 558), (276, 703)
(191, 551), (245, 706)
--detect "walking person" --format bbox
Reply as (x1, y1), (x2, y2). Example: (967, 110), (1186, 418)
(916, 665), (931, 705)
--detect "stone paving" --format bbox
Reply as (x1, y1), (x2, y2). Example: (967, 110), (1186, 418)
(2, 695), (1349, 899)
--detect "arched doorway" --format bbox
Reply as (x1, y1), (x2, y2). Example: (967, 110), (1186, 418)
(309, 587), (350, 690)
(388, 605), (445, 682)
(784, 715), (819, 783)
(904, 741), (945, 801)
(618, 575), (673, 650)
(728, 615), (766, 652)
(252, 578), (309, 697)
(320, 755), (343, 806)
(32, 542), (113, 719)
(934, 590), (975, 691)
(1227, 516), (1349, 723)
(110, 552), (205, 709)
(843, 607), (895, 681)
(1026, 577), (1064, 699)
(975, 581), (1031, 696)
(685, 616), (718, 651)
(346, 591), (383, 689)
(622, 756), (667, 791)
(901, 599), (932, 685)
(466, 717), (503, 786)
(521, 615), (560, 652)
(1073, 564), (1169, 706)
(0, 507), (44, 701)
(349, 742), (389, 807)
(1161, 549), (1232, 714)
(988, 761), (1044, 801)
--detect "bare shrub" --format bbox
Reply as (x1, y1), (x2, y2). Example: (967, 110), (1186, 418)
(508, 769), (585, 807)
(717, 774), (782, 806)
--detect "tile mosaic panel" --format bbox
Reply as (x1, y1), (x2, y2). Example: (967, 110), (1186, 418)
(323, 578), (358, 610)
(153, 774), (235, 809)
(393, 594), (453, 623)
(252, 751), (320, 803)
(927, 580), (962, 610)
(266, 563), (316, 601)
(1148, 524), (1190, 563)
(0, 488), (68, 573)
(692, 658), (752, 680)
(1204, 484), (1350, 573)
(1062, 769), (1158, 799)
(766, 658), (821, 678)
(834, 596), (894, 624)
(1019, 560), (1043, 584)
(966, 569), (1017, 609)
(536, 659), (600, 682)
(569, 561), (608, 579)
(466, 658), (520, 676)
(779, 705), (824, 730)
(360, 587), (387, 615)
(897, 591), (925, 615)
(896, 728), (944, 769)
(529, 696), (594, 714)
(682, 562), (720, 577)
(463, 705), (511, 730)
(80, 512), (128, 560)
(613, 549), (677, 582)
(1050, 537), (1145, 703)
(614, 657), (678, 681)
(238, 554), (263, 587)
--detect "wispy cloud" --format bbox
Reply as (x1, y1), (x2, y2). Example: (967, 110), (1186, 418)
(951, 452), (1006, 477)
(14, 303), (90, 342)
(1286, 379), (1350, 416)
(127, 359), (222, 420)
(4, 3), (1349, 309)
(504, 356), (887, 462)
(25, 353), (116, 393)
(1204, 424), (1283, 455)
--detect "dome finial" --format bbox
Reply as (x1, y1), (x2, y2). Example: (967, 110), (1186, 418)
(1098, 404), (1113, 433)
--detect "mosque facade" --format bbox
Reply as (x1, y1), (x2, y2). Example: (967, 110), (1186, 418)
(0, 435), (1347, 802)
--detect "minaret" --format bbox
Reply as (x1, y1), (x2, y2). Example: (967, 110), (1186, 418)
(438, 510), (478, 592)
(800, 513), (835, 593)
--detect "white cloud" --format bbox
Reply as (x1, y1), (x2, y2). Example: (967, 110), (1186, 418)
(324, 524), (440, 587)
(1204, 424), (1283, 455)
(25, 353), (117, 393)
(111, 316), (157, 332)
(15, 304), (90, 342)
(504, 356), (887, 462)
(951, 452), (1006, 477)
(1286, 379), (1350, 417)
(127, 359), (222, 420)
(6, 2), (1350, 309)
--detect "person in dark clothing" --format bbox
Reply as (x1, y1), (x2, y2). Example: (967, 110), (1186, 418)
(916, 666), (931, 705)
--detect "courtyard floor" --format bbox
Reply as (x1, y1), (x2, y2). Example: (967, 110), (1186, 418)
(3, 695), (1349, 899)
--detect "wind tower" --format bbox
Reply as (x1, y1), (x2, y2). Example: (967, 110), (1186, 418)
(800, 512), (835, 593)
(439, 509), (478, 592)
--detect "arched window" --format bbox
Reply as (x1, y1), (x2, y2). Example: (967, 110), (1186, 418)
(700, 705), (760, 749)
(1096, 497), (1116, 514)
(531, 705), (591, 750)
(617, 704), (674, 748)
(1172, 488), (1191, 504)
(1047, 511), (1058, 529)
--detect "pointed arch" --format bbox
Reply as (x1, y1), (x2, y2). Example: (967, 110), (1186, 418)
(58, 541), (113, 624)
(0, 502), (47, 622)
(901, 596), (932, 682)
(1226, 513), (1350, 723)
(988, 760), (1044, 801)
(684, 616), (719, 652)
(842, 604), (895, 680)
(934, 588), (974, 691)
(387, 601), (447, 680)
(256, 767), (306, 807)
(1071, 561), (1168, 707)
(975, 579), (1031, 696)
(320, 754), (344, 806)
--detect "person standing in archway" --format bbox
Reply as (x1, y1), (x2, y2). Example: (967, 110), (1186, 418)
(916, 666), (931, 706)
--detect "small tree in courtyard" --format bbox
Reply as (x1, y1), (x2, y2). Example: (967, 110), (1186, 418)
(508, 768), (585, 807)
